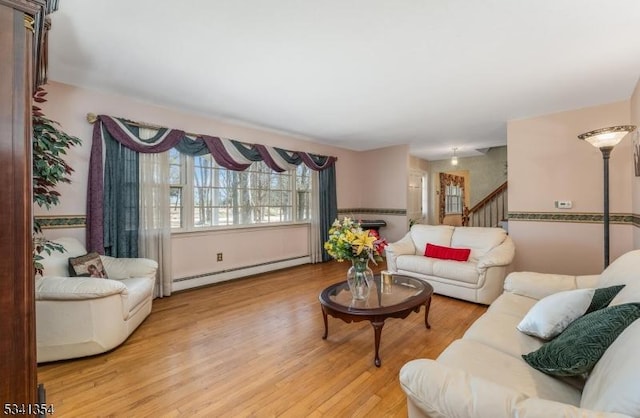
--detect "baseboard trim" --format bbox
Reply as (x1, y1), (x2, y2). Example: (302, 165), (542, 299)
(172, 256), (311, 292)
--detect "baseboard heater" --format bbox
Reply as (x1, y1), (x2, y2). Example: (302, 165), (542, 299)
(172, 255), (310, 292)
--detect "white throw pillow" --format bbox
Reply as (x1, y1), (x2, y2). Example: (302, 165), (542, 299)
(517, 288), (595, 340)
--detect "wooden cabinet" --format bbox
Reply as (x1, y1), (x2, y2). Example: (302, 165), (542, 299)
(0, 0), (55, 406)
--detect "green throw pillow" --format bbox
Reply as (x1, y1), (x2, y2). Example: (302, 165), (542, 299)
(522, 303), (640, 377)
(585, 284), (625, 314)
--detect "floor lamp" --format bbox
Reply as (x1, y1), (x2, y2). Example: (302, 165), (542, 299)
(578, 125), (636, 268)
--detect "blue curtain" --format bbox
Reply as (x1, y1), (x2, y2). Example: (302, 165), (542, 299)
(103, 131), (139, 257)
(319, 165), (338, 262)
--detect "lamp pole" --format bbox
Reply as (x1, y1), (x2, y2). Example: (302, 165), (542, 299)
(600, 147), (612, 268)
(578, 125), (636, 269)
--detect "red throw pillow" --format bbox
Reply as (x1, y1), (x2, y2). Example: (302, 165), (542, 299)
(424, 243), (471, 262)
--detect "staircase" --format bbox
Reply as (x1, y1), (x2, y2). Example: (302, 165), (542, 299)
(464, 181), (508, 229)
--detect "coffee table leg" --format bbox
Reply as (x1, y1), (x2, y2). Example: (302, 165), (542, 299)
(371, 320), (385, 367)
(321, 306), (329, 339)
(424, 296), (432, 329)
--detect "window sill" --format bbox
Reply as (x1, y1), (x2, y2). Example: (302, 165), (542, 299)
(171, 221), (311, 236)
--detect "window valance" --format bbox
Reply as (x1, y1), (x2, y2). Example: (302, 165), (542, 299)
(90, 115), (337, 171)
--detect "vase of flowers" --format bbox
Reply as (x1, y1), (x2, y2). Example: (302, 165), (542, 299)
(346, 257), (374, 300)
(324, 218), (388, 300)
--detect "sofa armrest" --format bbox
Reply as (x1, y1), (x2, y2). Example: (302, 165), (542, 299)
(35, 276), (128, 300)
(504, 272), (600, 300)
(100, 256), (158, 280)
(476, 235), (515, 271)
(385, 232), (416, 271)
(400, 359), (630, 418)
(401, 358), (526, 418)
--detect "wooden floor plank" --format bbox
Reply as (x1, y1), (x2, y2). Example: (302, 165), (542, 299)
(38, 261), (486, 417)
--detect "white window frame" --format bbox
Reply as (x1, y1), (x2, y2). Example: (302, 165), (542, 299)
(170, 150), (312, 233)
(444, 184), (463, 215)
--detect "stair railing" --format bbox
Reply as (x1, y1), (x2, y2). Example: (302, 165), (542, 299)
(465, 181), (508, 228)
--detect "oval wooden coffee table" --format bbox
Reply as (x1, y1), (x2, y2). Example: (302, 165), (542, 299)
(319, 274), (433, 367)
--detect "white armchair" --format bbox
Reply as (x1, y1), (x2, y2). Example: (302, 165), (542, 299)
(36, 237), (158, 363)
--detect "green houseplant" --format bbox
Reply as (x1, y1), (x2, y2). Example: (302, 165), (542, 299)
(32, 87), (81, 274)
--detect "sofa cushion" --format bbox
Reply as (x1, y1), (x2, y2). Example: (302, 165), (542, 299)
(40, 237), (88, 277)
(397, 255), (436, 276)
(450, 227), (506, 262)
(100, 256), (132, 280)
(522, 303), (640, 377)
(438, 339), (582, 406)
(487, 292), (538, 318)
(424, 243), (471, 261)
(598, 249), (640, 306)
(585, 284), (625, 313)
(409, 225), (454, 256)
(432, 260), (478, 284)
(517, 288), (595, 340)
(580, 319), (640, 416)
(464, 311), (545, 358)
(68, 252), (109, 278)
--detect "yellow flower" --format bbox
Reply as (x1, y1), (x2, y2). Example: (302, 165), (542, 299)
(352, 231), (376, 255)
(343, 230), (355, 243)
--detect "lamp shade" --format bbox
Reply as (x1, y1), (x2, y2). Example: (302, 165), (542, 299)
(451, 155), (458, 165)
(578, 125), (636, 149)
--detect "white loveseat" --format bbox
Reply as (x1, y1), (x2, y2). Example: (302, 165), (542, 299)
(400, 249), (640, 418)
(385, 225), (515, 304)
(36, 237), (158, 363)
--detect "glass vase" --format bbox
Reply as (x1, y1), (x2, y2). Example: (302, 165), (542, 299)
(347, 258), (374, 300)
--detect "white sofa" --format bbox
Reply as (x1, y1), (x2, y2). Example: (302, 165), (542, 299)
(385, 225), (515, 304)
(36, 237), (158, 363)
(400, 249), (640, 418)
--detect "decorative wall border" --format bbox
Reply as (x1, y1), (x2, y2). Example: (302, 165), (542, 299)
(338, 208), (406, 216)
(508, 212), (634, 225)
(35, 215), (86, 229)
(37, 211), (640, 228)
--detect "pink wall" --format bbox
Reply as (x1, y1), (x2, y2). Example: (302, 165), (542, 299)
(38, 81), (364, 219)
(357, 145), (410, 241)
(508, 100), (633, 274)
(37, 82), (411, 288)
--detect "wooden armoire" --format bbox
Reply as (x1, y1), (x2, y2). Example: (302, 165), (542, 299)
(0, 0), (57, 407)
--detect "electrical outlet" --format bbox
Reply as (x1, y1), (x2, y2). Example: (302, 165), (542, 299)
(217, 253), (223, 262)
(554, 200), (572, 209)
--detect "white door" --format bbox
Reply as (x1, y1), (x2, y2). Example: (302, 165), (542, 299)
(407, 170), (425, 224)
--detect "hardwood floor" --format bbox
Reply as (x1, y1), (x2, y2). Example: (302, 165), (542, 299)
(38, 261), (487, 417)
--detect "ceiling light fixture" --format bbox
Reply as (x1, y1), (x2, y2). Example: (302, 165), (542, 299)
(451, 147), (458, 166)
(578, 125), (636, 267)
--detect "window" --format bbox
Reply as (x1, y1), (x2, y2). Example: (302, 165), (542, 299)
(169, 150), (186, 229)
(169, 149), (312, 230)
(444, 184), (463, 215)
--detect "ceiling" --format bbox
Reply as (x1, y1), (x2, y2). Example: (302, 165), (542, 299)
(48, 1), (640, 161)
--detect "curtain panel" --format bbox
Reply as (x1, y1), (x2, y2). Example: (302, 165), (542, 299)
(87, 114), (338, 268)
